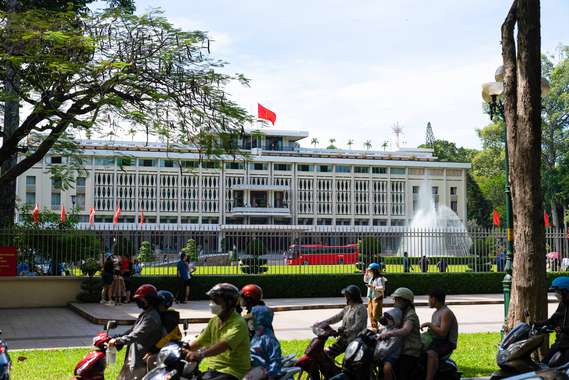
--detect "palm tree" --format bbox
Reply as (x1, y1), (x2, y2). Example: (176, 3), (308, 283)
(329, 138), (336, 145)
(364, 140), (372, 151)
(127, 127), (137, 141)
(311, 138), (319, 148)
(381, 141), (389, 151)
(347, 139), (354, 150)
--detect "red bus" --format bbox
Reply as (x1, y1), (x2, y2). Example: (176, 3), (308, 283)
(286, 244), (359, 265)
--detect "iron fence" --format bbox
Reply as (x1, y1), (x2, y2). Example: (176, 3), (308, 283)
(1, 224), (568, 276)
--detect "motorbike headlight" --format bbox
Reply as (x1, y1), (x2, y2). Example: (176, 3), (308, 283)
(496, 348), (512, 366)
(344, 341), (359, 360)
(156, 343), (181, 368)
(353, 346), (365, 362)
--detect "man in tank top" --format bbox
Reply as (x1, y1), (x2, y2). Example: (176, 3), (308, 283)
(421, 288), (458, 380)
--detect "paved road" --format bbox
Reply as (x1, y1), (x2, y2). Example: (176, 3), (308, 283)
(1, 302), (557, 350)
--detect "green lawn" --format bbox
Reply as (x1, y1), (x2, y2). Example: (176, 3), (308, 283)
(10, 333), (499, 380)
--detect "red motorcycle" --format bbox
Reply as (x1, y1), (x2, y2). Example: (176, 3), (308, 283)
(72, 321), (118, 380)
(295, 324), (342, 380)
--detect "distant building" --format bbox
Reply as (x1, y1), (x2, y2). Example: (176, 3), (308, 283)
(16, 128), (470, 228)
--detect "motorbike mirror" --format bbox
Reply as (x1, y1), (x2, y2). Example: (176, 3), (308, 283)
(183, 320), (189, 334)
(524, 309), (530, 318)
(105, 320), (118, 331)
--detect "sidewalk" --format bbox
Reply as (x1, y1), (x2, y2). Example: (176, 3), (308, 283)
(69, 293), (556, 325)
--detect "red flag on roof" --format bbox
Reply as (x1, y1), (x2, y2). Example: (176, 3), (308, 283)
(89, 207), (95, 225)
(258, 103), (276, 125)
(113, 207), (121, 224)
(544, 210), (551, 228)
(493, 209), (500, 227)
(32, 204), (40, 225)
(60, 205), (66, 223)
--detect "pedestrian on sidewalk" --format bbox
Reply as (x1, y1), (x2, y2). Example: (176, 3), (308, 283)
(184, 253), (196, 302)
(176, 253), (190, 304)
(111, 253), (126, 305)
(364, 263), (387, 330)
(402, 252), (412, 273)
(436, 258), (448, 273)
(121, 254), (133, 303)
(101, 254), (114, 304)
(419, 255), (430, 273)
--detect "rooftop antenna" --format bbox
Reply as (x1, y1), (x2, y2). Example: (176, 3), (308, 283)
(392, 122), (403, 149)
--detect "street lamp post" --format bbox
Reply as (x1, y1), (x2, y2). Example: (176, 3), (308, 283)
(482, 66), (550, 333)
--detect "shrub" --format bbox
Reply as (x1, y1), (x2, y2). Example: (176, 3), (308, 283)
(77, 276), (103, 302)
(112, 236), (136, 258)
(241, 239), (268, 274)
(137, 241), (155, 263)
(357, 236), (382, 268)
(246, 239), (266, 257)
(181, 239), (198, 262)
(80, 257), (101, 277)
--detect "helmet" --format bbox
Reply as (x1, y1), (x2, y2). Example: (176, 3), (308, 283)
(391, 287), (415, 303)
(241, 284), (263, 304)
(368, 263), (380, 271)
(251, 305), (274, 330)
(206, 283), (240, 308)
(341, 285), (362, 301)
(384, 308), (403, 326)
(550, 277), (569, 292)
(134, 284), (158, 301)
(157, 290), (175, 309)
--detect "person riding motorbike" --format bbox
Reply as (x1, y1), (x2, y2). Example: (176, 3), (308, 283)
(109, 284), (164, 380)
(315, 285), (367, 358)
(377, 287), (422, 380)
(145, 290), (182, 371)
(535, 276), (569, 366)
(375, 308), (403, 380)
(241, 284), (270, 337)
(244, 305), (283, 380)
(184, 283), (251, 380)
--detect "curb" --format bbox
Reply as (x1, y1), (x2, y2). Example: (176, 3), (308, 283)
(70, 297), (554, 326)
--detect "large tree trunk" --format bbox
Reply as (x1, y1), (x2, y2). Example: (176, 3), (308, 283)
(502, 0), (547, 328)
(0, 0), (20, 228)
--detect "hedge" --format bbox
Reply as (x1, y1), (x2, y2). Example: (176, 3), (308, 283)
(79, 272), (569, 302)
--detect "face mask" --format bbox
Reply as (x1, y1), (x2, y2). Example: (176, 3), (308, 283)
(209, 302), (223, 316)
(135, 299), (147, 310)
(394, 300), (405, 310)
(556, 292), (563, 302)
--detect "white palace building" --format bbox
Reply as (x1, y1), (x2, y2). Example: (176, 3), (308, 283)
(16, 128), (470, 229)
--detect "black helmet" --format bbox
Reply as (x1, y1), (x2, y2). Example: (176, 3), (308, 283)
(341, 285), (362, 303)
(206, 283), (240, 308)
(157, 290), (175, 309)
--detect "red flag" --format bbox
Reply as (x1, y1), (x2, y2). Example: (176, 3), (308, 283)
(113, 207), (121, 224)
(544, 210), (551, 228)
(493, 209), (500, 227)
(32, 204), (40, 225)
(89, 207), (95, 225)
(258, 103), (276, 125)
(60, 205), (66, 223)
(139, 208), (144, 225)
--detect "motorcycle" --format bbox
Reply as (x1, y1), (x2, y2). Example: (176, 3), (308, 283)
(490, 322), (556, 380)
(0, 330), (11, 380)
(72, 320), (118, 380)
(328, 329), (378, 380)
(295, 324), (342, 380)
(244, 354), (302, 380)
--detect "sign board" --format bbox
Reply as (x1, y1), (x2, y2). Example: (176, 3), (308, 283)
(0, 246), (17, 276)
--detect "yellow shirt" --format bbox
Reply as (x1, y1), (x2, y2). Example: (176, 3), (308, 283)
(195, 311), (251, 379)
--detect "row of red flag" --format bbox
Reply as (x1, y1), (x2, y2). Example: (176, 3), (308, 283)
(31, 204), (144, 225)
(492, 208), (553, 228)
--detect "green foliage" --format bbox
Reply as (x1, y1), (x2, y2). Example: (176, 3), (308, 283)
(76, 276), (103, 302)
(241, 239), (268, 274)
(137, 240), (155, 263)
(112, 236), (135, 258)
(80, 257), (101, 277)
(181, 239), (198, 262)
(358, 237), (382, 267)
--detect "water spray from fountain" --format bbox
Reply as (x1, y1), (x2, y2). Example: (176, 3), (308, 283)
(398, 179), (472, 257)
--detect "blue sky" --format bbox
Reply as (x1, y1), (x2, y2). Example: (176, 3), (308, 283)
(132, 0), (569, 150)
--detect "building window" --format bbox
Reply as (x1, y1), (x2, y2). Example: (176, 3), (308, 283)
(25, 192), (35, 206)
(390, 167), (406, 175)
(181, 160), (198, 169)
(373, 219), (388, 226)
(140, 159), (156, 167)
(450, 186), (457, 195)
(225, 162), (244, 170)
(160, 159), (175, 168)
(451, 200), (458, 213)
(412, 186), (420, 212)
(335, 218), (351, 225)
(391, 181), (406, 216)
(432, 186), (439, 207)
(354, 166), (369, 174)
(249, 162), (268, 171)
(75, 194), (86, 209)
(298, 218), (313, 225)
(335, 165), (351, 173)
(202, 161), (220, 169)
(26, 176), (36, 186)
(52, 178), (62, 189)
(77, 177), (86, 187)
(372, 167), (387, 174)
(95, 157), (115, 166)
(317, 165), (332, 173)
(297, 164), (313, 172)
(51, 192), (61, 210)
(50, 156), (62, 164)
(118, 157), (133, 167)
(317, 218), (333, 225)
(274, 163), (291, 171)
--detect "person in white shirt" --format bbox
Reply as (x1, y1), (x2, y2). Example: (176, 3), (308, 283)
(364, 262), (387, 330)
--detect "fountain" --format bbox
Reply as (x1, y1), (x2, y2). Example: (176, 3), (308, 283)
(397, 180), (472, 257)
